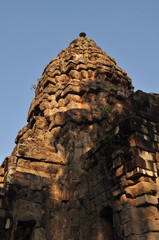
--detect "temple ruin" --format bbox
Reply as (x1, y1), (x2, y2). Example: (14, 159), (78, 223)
(0, 34), (159, 239)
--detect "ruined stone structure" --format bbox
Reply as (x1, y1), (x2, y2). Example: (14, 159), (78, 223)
(0, 34), (159, 240)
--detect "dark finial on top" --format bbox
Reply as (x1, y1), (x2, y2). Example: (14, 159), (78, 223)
(79, 32), (86, 37)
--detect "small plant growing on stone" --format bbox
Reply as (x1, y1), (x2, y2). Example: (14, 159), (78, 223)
(31, 84), (37, 90)
(101, 105), (112, 118)
(30, 78), (41, 91)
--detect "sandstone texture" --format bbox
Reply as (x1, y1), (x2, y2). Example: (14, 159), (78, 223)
(0, 34), (159, 239)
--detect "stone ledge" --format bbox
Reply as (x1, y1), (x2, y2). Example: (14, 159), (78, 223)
(125, 181), (157, 198)
(124, 219), (159, 237)
(126, 167), (157, 179)
(126, 156), (157, 173)
(119, 205), (159, 224)
(127, 232), (159, 240)
(136, 194), (158, 207)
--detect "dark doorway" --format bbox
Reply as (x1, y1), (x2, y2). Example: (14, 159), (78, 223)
(14, 220), (35, 240)
(99, 206), (114, 240)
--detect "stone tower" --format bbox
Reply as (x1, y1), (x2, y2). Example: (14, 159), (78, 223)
(0, 34), (159, 240)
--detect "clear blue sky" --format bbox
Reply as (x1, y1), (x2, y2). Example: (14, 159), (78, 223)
(0, 0), (159, 164)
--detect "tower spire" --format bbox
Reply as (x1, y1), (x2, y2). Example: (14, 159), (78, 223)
(79, 32), (86, 37)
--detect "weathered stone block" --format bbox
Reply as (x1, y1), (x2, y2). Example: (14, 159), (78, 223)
(33, 191), (43, 204)
(137, 219), (159, 236)
(137, 206), (159, 220)
(113, 155), (123, 169)
(0, 177), (4, 183)
(125, 181), (157, 198)
(135, 136), (155, 152)
(138, 149), (154, 161)
(156, 151), (159, 162)
(120, 206), (137, 224)
(124, 219), (159, 237)
(127, 232), (159, 240)
(156, 177), (159, 199)
(29, 175), (43, 191)
(5, 218), (11, 229)
(6, 170), (29, 187)
(0, 168), (4, 176)
(69, 69), (81, 79)
(154, 134), (159, 142)
(116, 165), (124, 177)
(126, 167), (158, 178)
(124, 221), (140, 236)
(140, 232), (159, 240)
(120, 205), (159, 228)
(136, 194), (158, 206)
(112, 189), (122, 197)
(81, 69), (88, 78)
(125, 157), (146, 172)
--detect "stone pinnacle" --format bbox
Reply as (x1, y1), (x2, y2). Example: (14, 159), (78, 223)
(79, 32), (86, 37)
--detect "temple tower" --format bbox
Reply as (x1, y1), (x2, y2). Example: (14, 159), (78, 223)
(0, 34), (159, 240)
